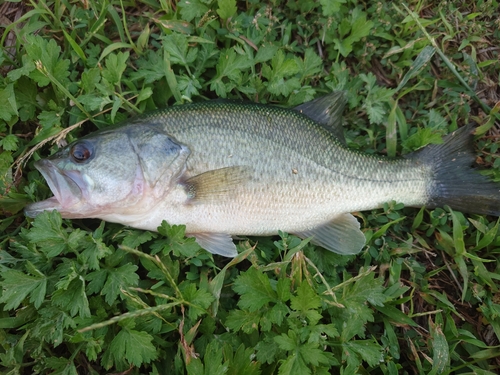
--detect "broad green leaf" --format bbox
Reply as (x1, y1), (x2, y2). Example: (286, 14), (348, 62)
(428, 317), (450, 375)
(396, 46), (436, 92)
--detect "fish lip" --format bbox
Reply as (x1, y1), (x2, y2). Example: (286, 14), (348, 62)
(24, 159), (84, 217)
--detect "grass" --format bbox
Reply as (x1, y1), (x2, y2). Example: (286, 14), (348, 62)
(1, 0), (500, 374)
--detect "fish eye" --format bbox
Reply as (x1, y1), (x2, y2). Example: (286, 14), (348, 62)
(70, 142), (93, 163)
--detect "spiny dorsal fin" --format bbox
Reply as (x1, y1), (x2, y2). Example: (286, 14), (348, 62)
(294, 213), (366, 255)
(184, 166), (251, 202)
(294, 91), (347, 143)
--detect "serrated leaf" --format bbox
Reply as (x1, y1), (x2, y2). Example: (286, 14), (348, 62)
(203, 340), (227, 375)
(402, 127), (444, 152)
(256, 335), (279, 364)
(0, 84), (18, 121)
(365, 102), (386, 124)
(276, 277), (292, 302)
(227, 344), (260, 375)
(25, 211), (68, 257)
(0, 269), (47, 310)
(102, 52), (129, 86)
(38, 109), (63, 129)
(51, 278), (91, 318)
(108, 328), (158, 367)
(226, 309), (262, 333)
(81, 67), (101, 93)
(45, 357), (78, 375)
(300, 342), (332, 366)
(320, 0), (346, 16)
(349, 10), (374, 42)
(217, 0), (237, 20)
(155, 221), (201, 256)
(25, 35), (70, 87)
(290, 282), (321, 312)
(6, 55), (36, 82)
(255, 45), (279, 64)
(178, 0), (209, 22)
(233, 267), (277, 311)
(210, 48), (253, 97)
(163, 34), (197, 68)
(79, 93), (113, 111)
(130, 49), (166, 84)
(275, 330), (297, 351)
(344, 340), (383, 367)
(79, 237), (113, 271)
(298, 49), (323, 80)
(88, 263), (139, 305)
(179, 282), (214, 320)
(262, 50), (301, 96)
(1, 134), (19, 151)
(15, 77), (38, 121)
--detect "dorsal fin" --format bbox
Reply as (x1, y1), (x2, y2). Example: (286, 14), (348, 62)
(294, 91), (347, 143)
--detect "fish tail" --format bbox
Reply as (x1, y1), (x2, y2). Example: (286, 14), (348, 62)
(413, 124), (500, 216)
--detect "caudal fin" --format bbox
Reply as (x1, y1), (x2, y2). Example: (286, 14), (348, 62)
(413, 125), (500, 216)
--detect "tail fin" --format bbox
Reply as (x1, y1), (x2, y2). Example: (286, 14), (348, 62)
(412, 125), (500, 216)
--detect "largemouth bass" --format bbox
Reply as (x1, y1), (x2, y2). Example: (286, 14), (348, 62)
(25, 92), (500, 257)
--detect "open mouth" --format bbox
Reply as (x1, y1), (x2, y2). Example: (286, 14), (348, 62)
(24, 160), (84, 218)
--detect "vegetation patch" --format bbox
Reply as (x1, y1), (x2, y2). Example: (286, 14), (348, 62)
(1, 0), (500, 374)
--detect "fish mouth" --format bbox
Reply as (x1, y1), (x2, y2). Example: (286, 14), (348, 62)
(25, 160), (85, 218)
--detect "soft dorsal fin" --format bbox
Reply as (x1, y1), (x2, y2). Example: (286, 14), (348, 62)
(294, 213), (366, 255)
(183, 166), (251, 202)
(294, 91), (347, 143)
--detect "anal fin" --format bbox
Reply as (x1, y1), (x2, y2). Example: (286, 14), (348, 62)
(294, 213), (366, 255)
(190, 232), (238, 257)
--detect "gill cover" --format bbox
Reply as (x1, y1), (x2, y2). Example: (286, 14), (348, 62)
(124, 126), (190, 190)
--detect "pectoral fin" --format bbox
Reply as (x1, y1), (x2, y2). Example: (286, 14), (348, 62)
(295, 213), (366, 255)
(191, 232), (238, 257)
(184, 166), (251, 202)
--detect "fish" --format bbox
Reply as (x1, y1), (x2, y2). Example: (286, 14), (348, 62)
(25, 92), (500, 257)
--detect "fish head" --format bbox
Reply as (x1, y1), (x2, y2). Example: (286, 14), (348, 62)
(25, 125), (190, 219)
